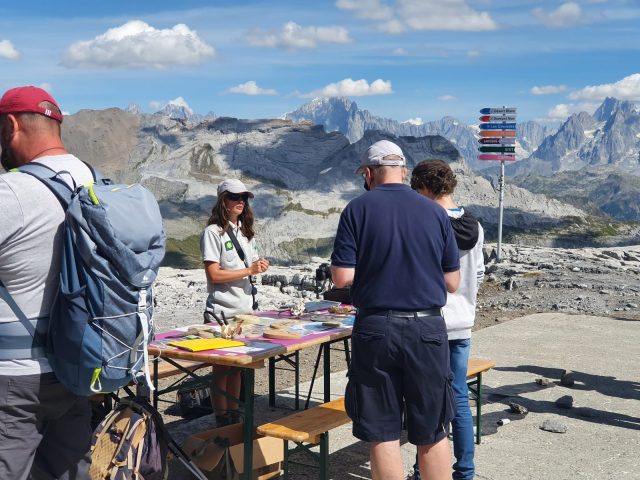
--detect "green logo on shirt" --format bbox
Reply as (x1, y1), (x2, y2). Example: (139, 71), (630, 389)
(225, 241), (234, 251)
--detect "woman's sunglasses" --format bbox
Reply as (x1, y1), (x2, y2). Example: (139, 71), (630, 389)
(226, 192), (249, 202)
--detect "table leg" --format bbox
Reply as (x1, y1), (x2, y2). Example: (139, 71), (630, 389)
(268, 357), (275, 407)
(305, 346), (324, 409)
(476, 373), (482, 445)
(294, 351), (300, 410)
(323, 342), (331, 403)
(242, 368), (255, 480)
(153, 358), (159, 410)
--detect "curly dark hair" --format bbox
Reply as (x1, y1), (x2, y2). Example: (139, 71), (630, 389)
(410, 159), (457, 197)
(206, 191), (255, 240)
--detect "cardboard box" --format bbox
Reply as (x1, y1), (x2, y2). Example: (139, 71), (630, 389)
(182, 423), (283, 480)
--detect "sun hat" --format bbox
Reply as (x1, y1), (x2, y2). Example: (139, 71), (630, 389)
(0, 86), (63, 123)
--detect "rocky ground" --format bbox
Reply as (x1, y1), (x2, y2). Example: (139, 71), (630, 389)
(154, 242), (640, 332)
(152, 242), (640, 405)
(152, 242), (640, 477)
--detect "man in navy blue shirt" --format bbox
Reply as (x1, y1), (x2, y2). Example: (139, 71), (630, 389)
(331, 140), (460, 480)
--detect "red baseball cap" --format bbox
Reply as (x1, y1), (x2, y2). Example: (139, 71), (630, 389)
(0, 86), (63, 123)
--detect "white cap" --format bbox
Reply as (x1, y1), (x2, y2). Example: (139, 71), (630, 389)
(217, 179), (254, 197)
(356, 140), (406, 173)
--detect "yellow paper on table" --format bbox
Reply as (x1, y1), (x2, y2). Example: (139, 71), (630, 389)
(167, 338), (245, 352)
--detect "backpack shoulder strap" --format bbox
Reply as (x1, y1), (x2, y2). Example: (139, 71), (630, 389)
(16, 162), (76, 209)
(81, 160), (104, 183)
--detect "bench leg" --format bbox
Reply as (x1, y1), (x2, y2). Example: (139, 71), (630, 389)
(319, 433), (329, 480)
(283, 440), (289, 480)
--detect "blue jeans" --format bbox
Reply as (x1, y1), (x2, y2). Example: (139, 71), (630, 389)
(414, 338), (474, 480)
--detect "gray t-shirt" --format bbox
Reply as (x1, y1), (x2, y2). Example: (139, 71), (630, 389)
(200, 222), (259, 319)
(0, 154), (93, 375)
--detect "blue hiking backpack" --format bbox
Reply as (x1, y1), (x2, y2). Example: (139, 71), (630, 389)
(0, 162), (166, 395)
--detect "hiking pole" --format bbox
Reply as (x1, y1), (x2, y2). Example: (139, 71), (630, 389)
(166, 438), (209, 480)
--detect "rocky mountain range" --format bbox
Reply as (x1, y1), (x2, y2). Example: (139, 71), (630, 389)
(59, 107), (603, 266)
(501, 98), (640, 221)
(284, 97), (553, 170)
(509, 98), (640, 176)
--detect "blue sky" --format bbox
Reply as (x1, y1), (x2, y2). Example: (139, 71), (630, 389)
(1, 0), (638, 125)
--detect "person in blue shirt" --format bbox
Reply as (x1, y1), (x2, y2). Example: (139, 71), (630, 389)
(331, 140), (460, 480)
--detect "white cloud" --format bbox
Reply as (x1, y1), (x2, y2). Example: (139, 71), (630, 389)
(438, 94), (458, 102)
(336, 0), (394, 21)
(546, 102), (598, 121)
(569, 73), (640, 101)
(531, 84), (568, 95)
(392, 47), (407, 56)
(0, 40), (20, 60)
(532, 2), (586, 28)
(377, 19), (407, 34)
(38, 83), (53, 93)
(149, 100), (163, 110)
(304, 78), (393, 97)
(337, 0), (497, 32)
(466, 50), (481, 58)
(63, 20), (215, 69)
(226, 81), (277, 96)
(402, 117), (423, 125)
(398, 0), (498, 31)
(246, 21), (351, 50)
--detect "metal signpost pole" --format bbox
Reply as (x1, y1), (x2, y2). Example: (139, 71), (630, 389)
(497, 160), (505, 262)
(478, 106), (517, 263)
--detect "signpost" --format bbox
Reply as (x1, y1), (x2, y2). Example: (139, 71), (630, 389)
(478, 146), (515, 153)
(478, 154), (516, 161)
(477, 106), (517, 262)
(479, 130), (516, 137)
(479, 122), (516, 130)
(479, 115), (516, 122)
(479, 137), (516, 145)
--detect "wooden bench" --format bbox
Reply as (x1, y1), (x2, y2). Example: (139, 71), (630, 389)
(257, 397), (349, 480)
(257, 358), (494, 477)
(466, 358), (495, 445)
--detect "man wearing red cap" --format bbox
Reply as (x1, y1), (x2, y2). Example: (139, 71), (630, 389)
(0, 86), (94, 478)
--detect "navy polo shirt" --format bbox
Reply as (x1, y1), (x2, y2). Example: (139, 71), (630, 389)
(331, 183), (459, 310)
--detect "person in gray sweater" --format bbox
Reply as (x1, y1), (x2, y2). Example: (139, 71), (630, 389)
(411, 160), (485, 480)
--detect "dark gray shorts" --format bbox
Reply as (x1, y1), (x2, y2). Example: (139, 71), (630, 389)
(0, 372), (92, 480)
(345, 312), (455, 445)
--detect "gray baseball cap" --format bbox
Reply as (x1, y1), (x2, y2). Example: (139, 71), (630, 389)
(356, 140), (406, 173)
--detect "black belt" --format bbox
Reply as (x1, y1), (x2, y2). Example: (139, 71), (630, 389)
(358, 308), (442, 318)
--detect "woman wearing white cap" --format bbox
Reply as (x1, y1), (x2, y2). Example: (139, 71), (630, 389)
(200, 178), (269, 426)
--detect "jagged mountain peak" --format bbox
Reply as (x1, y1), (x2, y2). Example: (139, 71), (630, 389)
(593, 97), (636, 122)
(126, 102), (143, 115)
(285, 97), (547, 171)
(511, 97), (640, 177)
